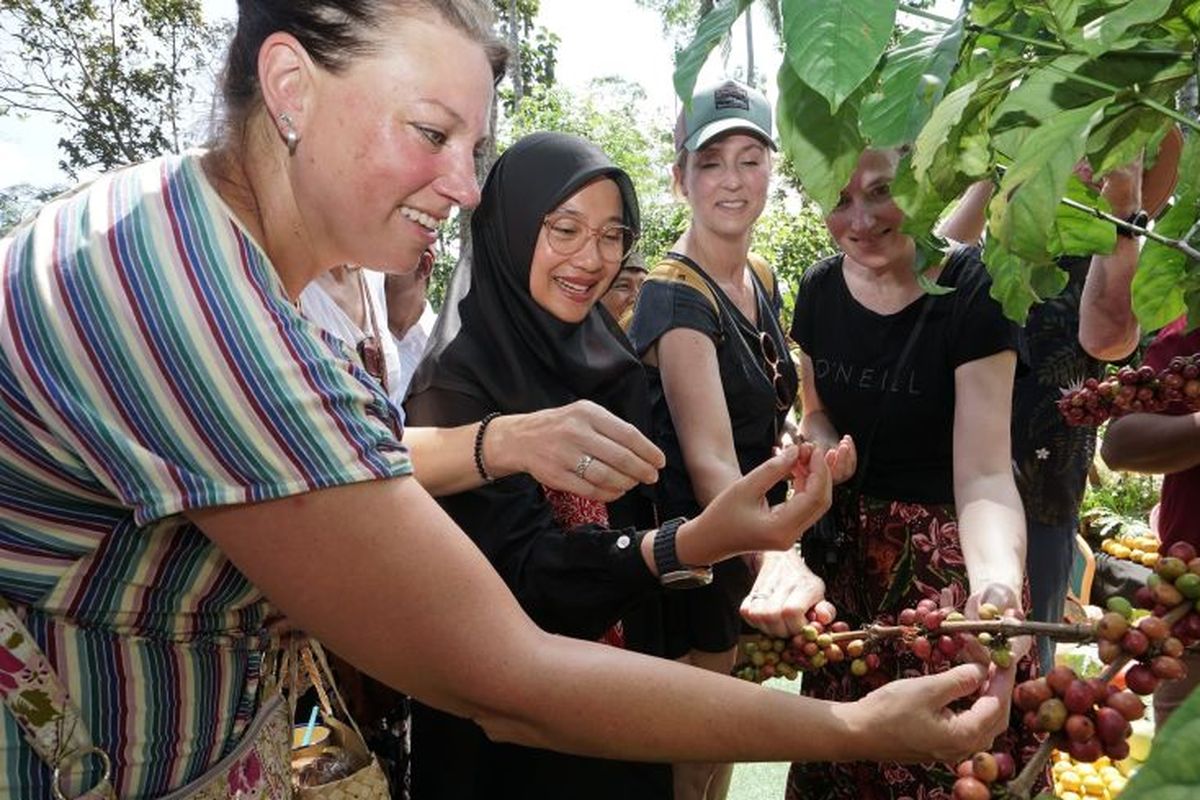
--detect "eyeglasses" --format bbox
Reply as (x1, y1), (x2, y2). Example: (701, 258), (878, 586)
(542, 213), (639, 264)
(758, 331), (793, 413)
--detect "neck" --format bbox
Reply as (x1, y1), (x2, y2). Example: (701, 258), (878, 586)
(203, 118), (328, 302)
(676, 226), (753, 282)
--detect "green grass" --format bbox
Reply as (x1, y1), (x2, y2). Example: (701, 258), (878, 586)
(727, 677), (801, 800)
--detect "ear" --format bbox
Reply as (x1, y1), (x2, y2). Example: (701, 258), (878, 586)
(258, 32), (317, 141)
(672, 162), (688, 198)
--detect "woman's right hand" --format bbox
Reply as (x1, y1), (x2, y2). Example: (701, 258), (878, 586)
(846, 662), (1013, 764)
(677, 444), (832, 566)
(827, 434), (857, 485)
(488, 400), (665, 502)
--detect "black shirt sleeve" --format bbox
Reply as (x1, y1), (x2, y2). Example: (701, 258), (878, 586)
(945, 247), (1021, 368)
(404, 387), (658, 641)
(627, 278), (721, 356)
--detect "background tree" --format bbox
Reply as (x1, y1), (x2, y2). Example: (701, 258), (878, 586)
(0, 0), (226, 179)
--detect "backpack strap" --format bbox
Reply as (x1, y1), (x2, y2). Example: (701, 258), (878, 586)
(645, 257), (720, 318)
(746, 252), (777, 303)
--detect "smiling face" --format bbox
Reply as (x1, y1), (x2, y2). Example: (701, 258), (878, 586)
(676, 133), (771, 237)
(528, 178), (625, 324)
(289, 12), (494, 275)
(600, 266), (646, 319)
(825, 149), (912, 272)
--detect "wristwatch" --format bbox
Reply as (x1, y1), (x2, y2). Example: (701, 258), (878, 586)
(652, 517), (714, 589)
(1116, 210), (1149, 239)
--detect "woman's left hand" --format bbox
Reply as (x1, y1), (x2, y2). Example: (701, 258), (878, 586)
(740, 549), (827, 637)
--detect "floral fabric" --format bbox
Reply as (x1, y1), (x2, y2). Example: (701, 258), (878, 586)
(787, 495), (1048, 800)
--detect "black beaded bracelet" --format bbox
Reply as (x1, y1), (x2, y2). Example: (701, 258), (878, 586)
(474, 412), (501, 483)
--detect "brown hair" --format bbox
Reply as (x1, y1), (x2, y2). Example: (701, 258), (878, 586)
(217, 0), (507, 137)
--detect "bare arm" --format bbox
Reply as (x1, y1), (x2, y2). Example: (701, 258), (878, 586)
(1079, 162), (1143, 361)
(655, 327), (743, 506)
(936, 180), (993, 245)
(1101, 411), (1200, 475)
(187, 475), (1005, 764)
(403, 400), (665, 500)
(953, 351), (1027, 602)
(798, 352), (856, 483)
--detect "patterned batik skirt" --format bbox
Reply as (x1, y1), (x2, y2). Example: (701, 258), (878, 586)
(787, 495), (1049, 800)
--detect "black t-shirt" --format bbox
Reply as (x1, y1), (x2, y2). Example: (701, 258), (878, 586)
(790, 247), (1018, 505)
(628, 253), (799, 519)
(1010, 256), (1102, 526)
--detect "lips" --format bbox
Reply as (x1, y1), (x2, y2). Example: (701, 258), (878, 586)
(552, 275), (599, 301)
(399, 205), (443, 232)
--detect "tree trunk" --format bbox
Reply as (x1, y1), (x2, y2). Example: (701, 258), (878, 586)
(507, 0), (524, 107)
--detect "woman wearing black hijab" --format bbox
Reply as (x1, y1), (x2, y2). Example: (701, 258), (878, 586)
(404, 132), (833, 799)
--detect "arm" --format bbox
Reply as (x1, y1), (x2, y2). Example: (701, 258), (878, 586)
(188, 474), (1007, 764)
(403, 400), (665, 501)
(798, 352), (856, 483)
(1101, 411), (1200, 475)
(654, 327), (743, 506)
(953, 350), (1027, 604)
(936, 180), (994, 246)
(1079, 162), (1143, 362)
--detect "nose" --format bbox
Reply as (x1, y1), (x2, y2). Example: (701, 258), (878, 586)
(573, 234), (606, 271)
(436, 149), (482, 209)
(848, 201), (875, 233)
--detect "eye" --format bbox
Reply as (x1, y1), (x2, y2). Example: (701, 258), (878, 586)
(416, 125), (447, 147)
(871, 183), (892, 199)
(550, 220), (582, 236)
(741, 160), (760, 167)
(834, 195), (851, 210)
(601, 227), (626, 243)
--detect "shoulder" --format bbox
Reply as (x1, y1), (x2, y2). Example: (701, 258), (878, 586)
(797, 253), (841, 290)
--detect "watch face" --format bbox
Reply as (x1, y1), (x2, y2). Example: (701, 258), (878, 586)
(661, 568), (715, 590)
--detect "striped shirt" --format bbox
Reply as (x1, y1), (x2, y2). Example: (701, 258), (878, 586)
(0, 153), (412, 797)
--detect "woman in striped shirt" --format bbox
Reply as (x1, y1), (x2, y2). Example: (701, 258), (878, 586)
(0, 1), (1013, 797)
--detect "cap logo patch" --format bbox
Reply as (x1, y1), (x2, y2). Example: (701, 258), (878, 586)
(714, 84), (750, 111)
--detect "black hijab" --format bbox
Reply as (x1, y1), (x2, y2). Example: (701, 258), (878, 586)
(407, 132), (649, 431)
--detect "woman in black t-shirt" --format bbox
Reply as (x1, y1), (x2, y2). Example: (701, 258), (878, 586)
(785, 149), (1044, 799)
(628, 80), (839, 800)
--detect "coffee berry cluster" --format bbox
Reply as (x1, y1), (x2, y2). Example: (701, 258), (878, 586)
(1058, 354), (1200, 427)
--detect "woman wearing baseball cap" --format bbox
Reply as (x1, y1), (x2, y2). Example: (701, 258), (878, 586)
(628, 79), (830, 799)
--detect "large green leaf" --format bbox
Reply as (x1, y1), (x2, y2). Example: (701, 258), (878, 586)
(990, 98), (1110, 262)
(1120, 679), (1200, 798)
(672, 0), (755, 109)
(912, 81), (978, 183)
(983, 237), (1068, 325)
(858, 17), (965, 148)
(781, 0), (898, 114)
(776, 61), (865, 214)
(1089, 108), (1179, 177)
(1064, 0), (1174, 57)
(1048, 176), (1116, 257)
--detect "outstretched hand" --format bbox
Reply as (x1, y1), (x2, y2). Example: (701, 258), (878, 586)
(848, 662), (1011, 765)
(686, 444), (832, 564)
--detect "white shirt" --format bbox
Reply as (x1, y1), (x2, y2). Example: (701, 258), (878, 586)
(300, 270), (406, 414)
(393, 301), (438, 402)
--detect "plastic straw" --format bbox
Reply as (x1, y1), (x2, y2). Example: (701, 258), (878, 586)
(300, 705), (319, 746)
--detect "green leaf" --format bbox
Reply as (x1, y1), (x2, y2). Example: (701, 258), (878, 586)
(912, 81), (978, 183)
(983, 237), (1067, 325)
(1120, 678), (1200, 799)
(891, 153), (953, 236)
(1089, 109), (1178, 177)
(990, 98), (1110, 262)
(1064, 0), (1174, 57)
(1048, 175), (1116, 257)
(1131, 241), (1187, 329)
(776, 61), (865, 214)
(781, 0), (898, 114)
(672, 0), (755, 108)
(858, 17), (965, 148)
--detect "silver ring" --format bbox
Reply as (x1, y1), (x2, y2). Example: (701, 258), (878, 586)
(748, 591), (770, 601)
(574, 454), (595, 480)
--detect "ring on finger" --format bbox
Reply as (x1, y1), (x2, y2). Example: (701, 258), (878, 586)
(574, 454), (595, 479)
(748, 591), (770, 601)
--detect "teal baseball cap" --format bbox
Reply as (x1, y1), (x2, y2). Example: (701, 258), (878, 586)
(674, 79), (776, 153)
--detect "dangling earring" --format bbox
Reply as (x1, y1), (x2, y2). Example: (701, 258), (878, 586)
(279, 112), (300, 155)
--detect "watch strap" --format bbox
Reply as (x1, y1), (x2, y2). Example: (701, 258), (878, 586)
(652, 516), (688, 575)
(1116, 209), (1149, 239)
